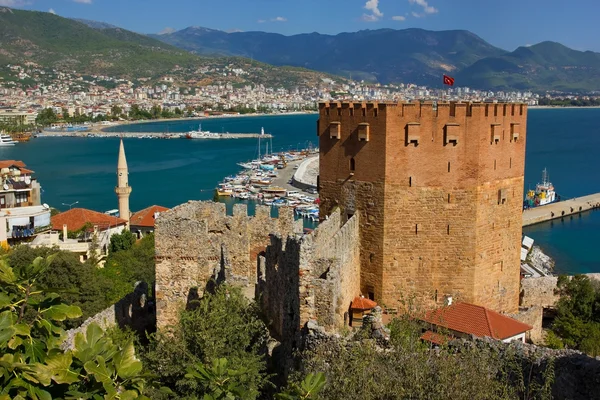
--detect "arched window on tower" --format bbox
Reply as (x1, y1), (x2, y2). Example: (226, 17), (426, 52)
(350, 157), (356, 173)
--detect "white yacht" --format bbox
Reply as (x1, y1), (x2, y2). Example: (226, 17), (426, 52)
(0, 134), (17, 146)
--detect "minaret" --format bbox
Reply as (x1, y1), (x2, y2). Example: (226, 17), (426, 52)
(115, 138), (132, 228)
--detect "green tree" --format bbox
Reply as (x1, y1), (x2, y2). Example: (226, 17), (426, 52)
(109, 230), (137, 253)
(140, 285), (270, 399)
(551, 274), (600, 352)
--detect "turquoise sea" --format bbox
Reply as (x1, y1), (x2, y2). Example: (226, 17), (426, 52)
(2, 110), (599, 274)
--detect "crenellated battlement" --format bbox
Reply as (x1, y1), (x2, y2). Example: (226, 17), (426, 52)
(319, 101), (527, 120)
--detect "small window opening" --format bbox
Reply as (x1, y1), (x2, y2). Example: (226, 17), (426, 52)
(447, 161), (451, 173)
(415, 224), (418, 235)
(326, 108), (329, 116)
(510, 157), (512, 168)
(350, 157), (356, 172)
(350, 108), (354, 116)
(447, 194), (451, 203)
(374, 108), (378, 117)
(409, 176), (412, 187)
(434, 290), (438, 302)
(369, 253), (374, 263)
(447, 224), (450, 235)
(362, 108), (366, 117)
(337, 108), (342, 116)
(494, 159), (497, 170)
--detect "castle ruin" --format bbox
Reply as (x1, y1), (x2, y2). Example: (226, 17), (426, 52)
(155, 202), (360, 338)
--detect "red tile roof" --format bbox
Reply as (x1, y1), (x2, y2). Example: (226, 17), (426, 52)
(0, 160), (33, 174)
(420, 330), (450, 345)
(51, 208), (127, 231)
(130, 205), (169, 228)
(350, 296), (378, 310)
(421, 302), (532, 340)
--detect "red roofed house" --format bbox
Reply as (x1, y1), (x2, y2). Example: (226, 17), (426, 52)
(0, 160), (52, 247)
(30, 208), (127, 263)
(350, 295), (378, 327)
(420, 300), (533, 344)
(130, 205), (168, 238)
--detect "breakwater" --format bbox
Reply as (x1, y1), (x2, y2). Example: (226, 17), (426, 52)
(38, 131), (272, 139)
(522, 193), (600, 226)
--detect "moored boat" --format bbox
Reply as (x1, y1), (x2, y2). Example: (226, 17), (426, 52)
(524, 168), (560, 209)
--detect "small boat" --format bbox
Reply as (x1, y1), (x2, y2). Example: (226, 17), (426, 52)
(215, 183), (234, 197)
(186, 124), (221, 139)
(524, 168), (559, 209)
(0, 134), (17, 146)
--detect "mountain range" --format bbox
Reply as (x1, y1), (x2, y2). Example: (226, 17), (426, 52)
(0, 8), (335, 88)
(2, 7), (600, 92)
(152, 26), (600, 92)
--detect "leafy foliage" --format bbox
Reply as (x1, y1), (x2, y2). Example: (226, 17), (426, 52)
(290, 317), (554, 400)
(140, 284), (270, 399)
(109, 230), (137, 254)
(0, 255), (158, 399)
(100, 233), (156, 303)
(550, 274), (600, 356)
(8, 246), (110, 328)
(185, 358), (255, 400)
(276, 373), (326, 400)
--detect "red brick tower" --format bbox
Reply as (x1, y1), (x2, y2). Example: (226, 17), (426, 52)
(317, 101), (527, 313)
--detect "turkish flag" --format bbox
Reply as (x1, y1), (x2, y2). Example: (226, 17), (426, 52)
(443, 74), (455, 86)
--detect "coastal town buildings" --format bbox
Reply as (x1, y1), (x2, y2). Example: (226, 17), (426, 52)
(0, 160), (51, 246)
(130, 205), (168, 238)
(30, 208), (127, 263)
(0, 63), (544, 131)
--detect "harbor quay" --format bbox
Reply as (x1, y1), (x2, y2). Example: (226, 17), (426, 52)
(36, 130), (272, 139)
(522, 193), (600, 226)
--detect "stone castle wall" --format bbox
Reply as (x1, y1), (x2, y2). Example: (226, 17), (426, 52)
(154, 201), (301, 330)
(520, 273), (600, 309)
(258, 209), (361, 341)
(318, 101), (527, 312)
(155, 201), (360, 335)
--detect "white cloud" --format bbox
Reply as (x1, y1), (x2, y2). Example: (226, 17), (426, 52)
(158, 27), (175, 35)
(362, 0), (383, 22)
(271, 16), (287, 22)
(392, 15), (406, 21)
(257, 19), (266, 23)
(48, 8), (56, 13)
(411, 11), (422, 18)
(72, 0), (92, 3)
(408, 0), (438, 15)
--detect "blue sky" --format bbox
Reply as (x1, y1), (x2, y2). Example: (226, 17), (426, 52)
(5, 0), (600, 52)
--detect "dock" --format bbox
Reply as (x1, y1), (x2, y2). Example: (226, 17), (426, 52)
(37, 131), (273, 139)
(522, 193), (600, 227)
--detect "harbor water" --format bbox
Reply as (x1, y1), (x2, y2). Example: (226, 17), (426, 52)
(2, 110), (599, 273)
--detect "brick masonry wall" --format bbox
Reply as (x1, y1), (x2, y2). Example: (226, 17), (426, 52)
(318, 101), (527, 313)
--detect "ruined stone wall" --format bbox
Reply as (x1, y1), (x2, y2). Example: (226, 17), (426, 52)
(318, 101), (527, 313)
(155, 201), (299, 330)
(509, 306), (544, 343)
(520, 273), (600, 309)
(258, 209), (361, 342)
(63, 282), (153, 350)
